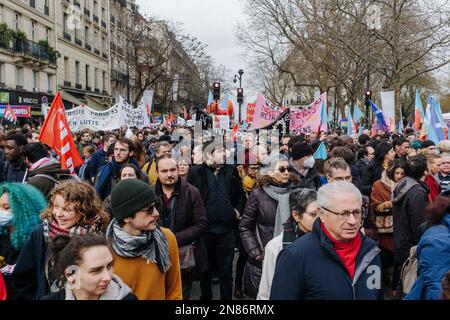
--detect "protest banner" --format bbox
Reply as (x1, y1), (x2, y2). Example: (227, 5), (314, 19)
(213, 115), (230, 130)
(289, 92), (327, 135)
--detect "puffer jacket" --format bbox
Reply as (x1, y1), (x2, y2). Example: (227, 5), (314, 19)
(392, 176), (429, 265)
(405, 214), (450, 300)
(239, 186), (278, 297)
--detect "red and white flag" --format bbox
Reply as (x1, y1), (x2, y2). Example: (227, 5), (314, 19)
(3, 104), (17, 124)
(38, 92), (83, 174)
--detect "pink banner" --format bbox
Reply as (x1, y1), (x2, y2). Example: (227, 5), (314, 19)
(0, 105), (31, 118)
(290, 92), (327, 135)
(251, 94), (284, 129)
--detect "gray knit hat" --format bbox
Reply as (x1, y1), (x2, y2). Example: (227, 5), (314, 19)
(110, 180), (157, 220)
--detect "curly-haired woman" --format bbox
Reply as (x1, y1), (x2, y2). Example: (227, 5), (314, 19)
(0, 183), (47, 299)
(11, 181), (109, 300)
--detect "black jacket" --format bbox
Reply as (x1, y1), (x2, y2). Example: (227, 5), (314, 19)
(392, 176), (429, 265)
(11, 225), (49, 300)
(155, 178), (208, 246)
(0, 158), (27, 183)
(360, 160), (384, 196)
(270, 219), (383, 300)
(187, 163), (246, 219)
(289, 161), (322, 190)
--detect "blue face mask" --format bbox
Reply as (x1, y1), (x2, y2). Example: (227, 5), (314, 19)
(0, 210), (13, 227)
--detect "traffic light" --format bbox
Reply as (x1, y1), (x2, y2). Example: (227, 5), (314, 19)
(237, 88), (244, 104)
(365, 90), (372, 106)
(213, 82), (221, 101)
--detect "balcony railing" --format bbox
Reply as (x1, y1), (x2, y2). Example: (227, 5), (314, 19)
(110, 41), (116, 51)
(12, 40), (57, 64)
(103, 90), (108, 95)
(86, 86), (92, 91)
(75, 38), (82, 46)
(85, 43), (92, 51)
(102, 52), (108, 59)
(94, 48), (100, 55)
(64, 81), (72, 87)
(76, 83), (82, 89)
(110, 15), (116, 24)
(74, 0), (80, 7)
(101, 20), (107, 28)
(111, 69), (128, 83)
(93, 15), (99, 23)
(94, 88), (100, 93)
(63, 32), (72, 41)
(84, 8), (90, 17)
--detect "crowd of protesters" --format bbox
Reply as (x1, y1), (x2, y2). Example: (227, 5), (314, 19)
(0, 122), (449, 301)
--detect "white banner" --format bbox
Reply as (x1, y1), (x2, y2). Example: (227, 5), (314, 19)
(380, 91), (395, 131)
(213, 115), (230, 130)
(64, 96), (149, 132)
(177, 116), (186, 126)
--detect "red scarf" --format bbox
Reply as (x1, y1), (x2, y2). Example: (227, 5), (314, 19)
(321, 222), (362, 279)
(49, 219), (71, 239)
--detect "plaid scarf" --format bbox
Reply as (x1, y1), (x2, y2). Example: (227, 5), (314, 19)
(42, 215), (104, 244)
(107, 219), (171, 273)
(282, 218), (306, 249)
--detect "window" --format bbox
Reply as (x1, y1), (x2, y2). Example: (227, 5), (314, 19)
(94, 67), (98, 89)
(45, 27), (50, 41)
(102, 71), (106, 91)
(101, 7), (105, 20)
(63, 13), (68, 32)
(94, 31), (98, 47)
(15, 66), (23, 86)
(0, 5), (4, 24)
(102, 36), (106, 50)
(75, 61), (80, 84)
(85, 65), (90, 87)
(85, 26), (89, 43)
(85, 0), (90, 10)
(64, 57), (69, 80)
(94, 1), (98, 14)
(31, 20), (36, 42)
(14, 12), (20, 31)
(32, 70), (38, 89)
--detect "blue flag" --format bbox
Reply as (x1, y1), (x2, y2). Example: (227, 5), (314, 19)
(313, 142), (327, 160)
(207, 90), (214, 105)
(428, 96), (445, 142)
(220, 94), (229, 110)
(353, 104), (364, 123)
(368, 99), (389, 133)
(347, 111), (355, 136)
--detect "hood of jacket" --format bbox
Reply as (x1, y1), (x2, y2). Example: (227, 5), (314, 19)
(64, 274), (132, 300)
(28, 162), (70, 178)
(392, 176), (428, 204)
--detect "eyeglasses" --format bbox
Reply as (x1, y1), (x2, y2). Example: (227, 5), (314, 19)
(142, 201), (160, 215)
(276, 167), (292, 173)
(321, 206), (362, 220)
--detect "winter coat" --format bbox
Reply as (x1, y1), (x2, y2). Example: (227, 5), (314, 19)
(41, 275), (138, 300)
(392, 177), (429, 265)
(90, 149), (108, 177)
(239, 186), (278, 296)
(360, 160), (384, 196)
(270, 219), (383, 300)
(424, 175), (440, 202)
(0, 159), (27, 183)
(187, 163), (246, 221)
(290, 162), (322, 190)
(405, 214), (450, 300)
(11, 225), (49, 300)
(26, 162), (71, 198)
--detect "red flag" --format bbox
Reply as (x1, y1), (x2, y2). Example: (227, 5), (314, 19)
(38, 92), (83, 174)
(4, 104), (17, 124)
(169, 112), (175, 123)
(233, 124), (239, 142)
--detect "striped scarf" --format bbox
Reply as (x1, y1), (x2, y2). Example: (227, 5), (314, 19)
(107, 219), (171, 273)
(42, 216), (104, 244)
(282, 218), (306, 249)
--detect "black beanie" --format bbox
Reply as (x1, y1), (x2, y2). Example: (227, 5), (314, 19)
(110, 180), (157, 220)
(421, 140), (435, 149)
(291, 141), (314, 160)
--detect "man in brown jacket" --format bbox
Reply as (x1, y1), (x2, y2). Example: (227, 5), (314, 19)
(155, 155), (208, 299)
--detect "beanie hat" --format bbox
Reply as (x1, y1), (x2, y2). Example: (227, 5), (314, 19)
(291, 141), (314, 160)
(110, 180), (157, 220)
(421, 140), (435, 149)
(410, 140), (422, 150)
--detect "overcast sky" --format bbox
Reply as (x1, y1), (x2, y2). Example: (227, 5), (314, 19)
(136, 0), (249, 84)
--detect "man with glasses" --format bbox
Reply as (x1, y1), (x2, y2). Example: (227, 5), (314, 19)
(108, 179), (182, 300)
(270, 181), (383, 300)
(438, 153), (450, 191)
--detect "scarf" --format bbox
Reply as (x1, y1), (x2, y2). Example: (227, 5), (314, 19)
(106, 219), (171, 273)
(30, 157), (59, 171)
(380, 170), (397, 192)
(263, 184), (291, 238)
(282, 218), (306, 249)
(42, 215), (104, 244)
(321, 222), (362, 279)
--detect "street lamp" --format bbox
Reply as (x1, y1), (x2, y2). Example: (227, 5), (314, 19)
(233, 69), (244, 123)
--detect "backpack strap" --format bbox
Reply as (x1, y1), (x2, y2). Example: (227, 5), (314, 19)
(32, 173), (60, 185)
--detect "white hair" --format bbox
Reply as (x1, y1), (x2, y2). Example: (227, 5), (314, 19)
(317, 181), (362, 210)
